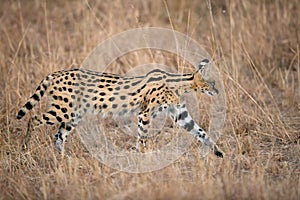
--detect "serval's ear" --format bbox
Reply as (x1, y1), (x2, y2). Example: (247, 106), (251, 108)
(198, 59), (210, 75)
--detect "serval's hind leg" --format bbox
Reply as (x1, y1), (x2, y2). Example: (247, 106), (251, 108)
(22, 112), (57, 151)
(22, 116), (41, 151)
(136, 109), (151, 152)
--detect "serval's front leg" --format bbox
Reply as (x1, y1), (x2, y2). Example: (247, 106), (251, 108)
(169, 104), (224, 157)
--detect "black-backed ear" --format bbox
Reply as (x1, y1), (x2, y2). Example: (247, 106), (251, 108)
(198, 59), (210, 75)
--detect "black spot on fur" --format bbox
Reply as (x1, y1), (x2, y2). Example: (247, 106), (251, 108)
(178, 111), (188, 120)
(149, 88), (156, 95)
(131, 80), (142, 86)
(17, 110), (26, 119)
(215, 150), (223, 158)
(128, 92), (136, 96)
(32, 94), (40, 101)
(147, 76), (162, 83)
(53, 104), (60, 109)
(48, 110), (57, 116)
(142, 120), (149, 125)
(43, 114), (49, 121)
(66, 125), (72, 131)
(42, 83), (48, 90)
(158, 84), (166, 91)
(40, 90), (44, 96)
(25, 102), (33, 110)
(123, 85), (130, 89)
(184, 120), (194, 131)
(56, 116), (63, 122)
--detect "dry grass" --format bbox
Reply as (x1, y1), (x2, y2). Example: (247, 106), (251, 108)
(0, 0), (299, 199)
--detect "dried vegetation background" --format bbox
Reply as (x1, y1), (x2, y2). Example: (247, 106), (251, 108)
(0, 0), (299, 199)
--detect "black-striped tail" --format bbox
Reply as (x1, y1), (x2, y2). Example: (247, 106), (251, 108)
(17, 75), (53, 119)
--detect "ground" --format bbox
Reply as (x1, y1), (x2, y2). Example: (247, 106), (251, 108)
(0, 0), (299, 199)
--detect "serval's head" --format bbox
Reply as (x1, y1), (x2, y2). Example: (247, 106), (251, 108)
(193, 59), (219, 96)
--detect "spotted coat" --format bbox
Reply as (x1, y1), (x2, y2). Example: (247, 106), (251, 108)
(17, 59), (223, 157)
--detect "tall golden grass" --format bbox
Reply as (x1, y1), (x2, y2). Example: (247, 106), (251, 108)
(0, 0), (299, 199)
